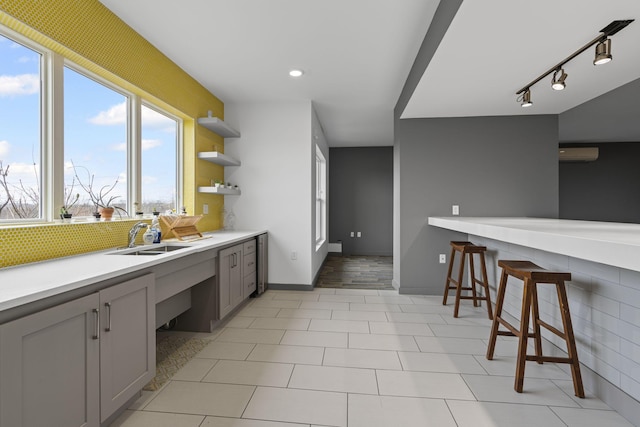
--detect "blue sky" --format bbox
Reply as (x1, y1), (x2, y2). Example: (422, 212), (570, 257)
(0, 33), (177, 212)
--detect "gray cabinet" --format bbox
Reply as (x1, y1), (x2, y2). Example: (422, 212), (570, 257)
(219, 243), (244, 318)
(0, 293), (100, 427)
(99, 274), (155, 422)
(0, 273), (155, 427)
(243, 240), (257, 297)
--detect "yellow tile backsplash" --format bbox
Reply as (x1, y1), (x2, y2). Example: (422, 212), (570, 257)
(0, 220), (153, 268)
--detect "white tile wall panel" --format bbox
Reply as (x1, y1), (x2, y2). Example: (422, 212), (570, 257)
(619, 268), (640, 290)
(620, 355), (640, 383)
(618, 320), (640, 346)
(568, 257), (621, 283)
(620, 304), (640, 324)
(620, 374), (640, 401)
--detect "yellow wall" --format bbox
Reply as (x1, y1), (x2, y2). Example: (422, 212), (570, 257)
(0, 0), (227, 267)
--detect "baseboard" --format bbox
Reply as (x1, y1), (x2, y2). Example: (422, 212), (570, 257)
(268, 283), (314, 291)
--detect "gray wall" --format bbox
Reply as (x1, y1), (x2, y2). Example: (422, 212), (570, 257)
(397, 115), (559, 295)
(329, 147), (393, 256)
(560, 142), (640, 223)
(560, 77), (640, 143)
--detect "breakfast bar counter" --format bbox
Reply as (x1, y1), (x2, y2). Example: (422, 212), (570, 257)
(428, 216), (640, 273)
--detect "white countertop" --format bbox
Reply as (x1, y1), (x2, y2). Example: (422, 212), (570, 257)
(428, 217), (640, 272)
(0, 230), (265, 313)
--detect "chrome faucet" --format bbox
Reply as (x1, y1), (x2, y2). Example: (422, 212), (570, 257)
(128, 222), (148, 248)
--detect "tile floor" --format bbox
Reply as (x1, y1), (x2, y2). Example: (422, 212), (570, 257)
(111, 288), (635, 427)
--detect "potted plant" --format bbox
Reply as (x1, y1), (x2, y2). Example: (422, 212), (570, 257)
(60, 192), (79, 220)
(71, 161), (127, 221)
(152, 207), (160, 216)
(214, 180), (223, 188)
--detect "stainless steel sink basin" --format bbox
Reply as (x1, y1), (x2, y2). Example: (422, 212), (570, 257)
(111, 245), (190, 256)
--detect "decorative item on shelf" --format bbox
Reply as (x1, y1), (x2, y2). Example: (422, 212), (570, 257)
(233, 184), (239, 191)
(226, 182), (232, 188)
(152, 207), (160, 216)
(181, 206), (187, 215)
(214, 180), (223, 188)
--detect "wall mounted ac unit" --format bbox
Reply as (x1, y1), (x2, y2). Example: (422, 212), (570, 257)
(559, 147), (599, 162)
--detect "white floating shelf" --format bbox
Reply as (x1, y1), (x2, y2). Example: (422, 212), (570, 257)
(198, 186), (241, 195)
(197, 116), (240, 138)
(197, 151), (241, 167)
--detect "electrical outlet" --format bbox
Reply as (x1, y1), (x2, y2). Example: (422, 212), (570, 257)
(350, 232), (355, 237)
(439, 254), (446, 264)
(203, 204), (208, 214)
(452, 205), (460, 215)
(291, 251), (297, 260)
(356, 231), (362, 237)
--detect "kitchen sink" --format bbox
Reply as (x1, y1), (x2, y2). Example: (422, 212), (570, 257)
(111, 245), (190, 256)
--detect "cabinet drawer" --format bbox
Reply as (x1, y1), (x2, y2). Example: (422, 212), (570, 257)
(243, 239), (256, 255)
(244, 273), (257, 296)
(243, 251), (256, 274)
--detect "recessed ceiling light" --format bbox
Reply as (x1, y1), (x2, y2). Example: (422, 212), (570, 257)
(289, 69), (304, 77)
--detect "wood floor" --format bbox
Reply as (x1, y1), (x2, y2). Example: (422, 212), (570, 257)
(315, 254), (394, 289)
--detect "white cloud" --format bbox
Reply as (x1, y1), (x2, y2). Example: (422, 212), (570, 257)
(89, 101), (126, 125)
(0, 140), (10, 157)
(142, 175), (158, 185)
(112, 142), (127, 152)
(0, 74), (39, 97)
(142, 106), (175, 128)
(17, 56), (32, 64)
(142, 139), (162, 151)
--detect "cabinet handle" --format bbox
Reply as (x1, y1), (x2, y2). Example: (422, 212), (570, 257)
(105, 302), (112, 332)
(92, 308), (100, 340)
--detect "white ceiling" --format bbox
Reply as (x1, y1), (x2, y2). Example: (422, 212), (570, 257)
(402, 0), (640, 119)
(98, 0), (439, 147)
(98, 0), (640, 147)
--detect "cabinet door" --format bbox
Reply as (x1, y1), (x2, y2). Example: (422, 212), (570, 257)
(99, 273), (155, 422)
(0, 293), (100, 427)
(219, 244), (243, 318)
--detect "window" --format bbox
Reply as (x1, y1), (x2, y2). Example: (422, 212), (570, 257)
(0, 33), (43, 220)
(64, 66), (128, 216)
(0, 26), (183, 223)
(315, 145), (327, 248)
(141, 104), (179, 213)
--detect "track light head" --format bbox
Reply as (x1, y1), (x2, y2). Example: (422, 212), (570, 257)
(521, 89), (533, 107)
(593, 38), (612, 65)
(551, 68), (568, 90)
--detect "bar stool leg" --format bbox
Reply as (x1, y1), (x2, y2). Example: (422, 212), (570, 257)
(556, 282), (585, 398)
(468, 253), (479, 307)
(479, 252), (493, 320)
(442, 246), (456, 305)
(515, 278), (533, 393)
(453, 251), (466, 318)
(486, 269), (508, 360)
(530, 282), (543, 363)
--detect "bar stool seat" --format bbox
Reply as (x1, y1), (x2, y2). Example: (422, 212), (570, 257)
(442, 241), (493, 319)
(486, 260), (584, 397)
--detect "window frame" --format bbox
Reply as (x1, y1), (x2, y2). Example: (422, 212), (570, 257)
(0, 26), (183, 224)
(315, 144), (327, 249)
(0, 26), (49, 223)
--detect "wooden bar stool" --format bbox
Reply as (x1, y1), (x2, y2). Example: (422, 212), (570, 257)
(486, 260), (584, 397)
(442, 241), (493, 319)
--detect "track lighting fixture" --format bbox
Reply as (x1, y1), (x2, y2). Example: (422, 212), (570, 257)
(516, 19), (633, 107)
(593, 38), (612, 65)
(551, 68), (568, 90)
(519, 89), (532, 107)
